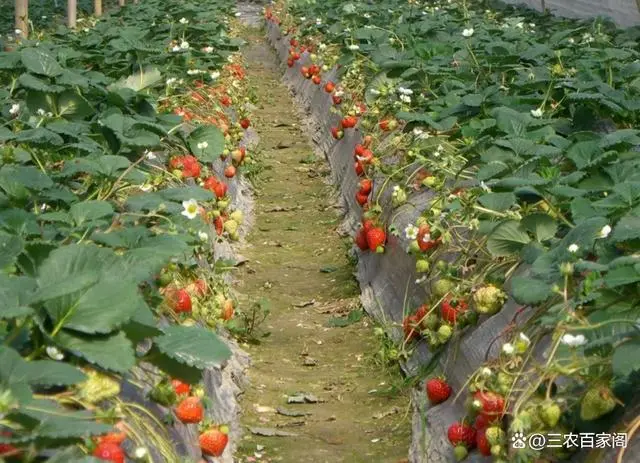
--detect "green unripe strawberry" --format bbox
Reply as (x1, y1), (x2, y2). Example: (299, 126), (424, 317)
(453, 444), (468, 461)
(485, 426), (505, 446)
(408, 240), (421, 254)
(424, 313), (439, 330)
(432, 279), (454, 297)
(416, 259), (430, 273)
(540, 401), (561, 428)
(158, 272), (173, 287)
(473, 285), (507, 315)
(150, 380), (177, 406)
(229, 210), (244, 224)
(423, 176), (437, 187)
(491, 445), (502, 457)
(437, 324), (453, 343)
(223, 219), (238, 235)
(77, 370), (121, 405)
(580, 386), (616, 421)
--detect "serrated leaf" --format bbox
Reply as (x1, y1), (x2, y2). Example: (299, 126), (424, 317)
(153, 325), (232, 369)
(69, 200), (114, 226)
(604, 266), (640, 288)
(521, 213), (558, 242)
(107, 66), (162, 92)
(18, 360), (86, 386)
(477, 192), (516, 212)
(511, 276), (553, 304)
(33, 416), (112, 439)
(188, 125), (225, 162)
(0, 231), (24, 268)
(613, 340), (640, 377)
(55, 329), (135, 373)
(21, 48), (64, 77)
(611, 214), (640, 242)
(487, 220), (531, 257)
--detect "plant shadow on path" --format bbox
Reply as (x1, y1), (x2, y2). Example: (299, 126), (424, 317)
(232, 20), (412, 463)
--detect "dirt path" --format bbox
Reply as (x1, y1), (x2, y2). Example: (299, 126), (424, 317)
(231, 12), (412, 463)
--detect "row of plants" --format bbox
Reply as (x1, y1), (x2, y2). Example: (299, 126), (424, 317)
(266, 0), (640, 461)
(1, 0), (256, 461)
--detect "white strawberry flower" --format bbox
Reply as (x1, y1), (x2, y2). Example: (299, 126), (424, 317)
(46, 346), (64, 361)
(166, 77), (177, 85)
(404, 224), (419, 240)
(299, 17), (306, 21)
(210, 71), (221, 80)
(197, 141), (209, 150)
(480, 181), (491, 192)
(203, 46), (214, 53)
(599, 225), (612, 238)
(480, 367), (492, 377)
(198, 231), (209, 242)
(179, 17), (189, 24)
(235, 12), (241, 17)
(9, 103), (20, 115)
(134, 447), (148, 459)
(561, 333), (587, 347)
(316, 18), (322, 25)
(348, 44), (360, 51)
(398, 87), (413, 95)
(568, 243), (579, 253)
(144, 150), (157, 160)
(37, 108), (46, 116)
(531, 107), (544, 118)
(181, 199), (199, 220)
(400, 94), (411, 103)
(15, 29), (22, 35)
(462, 28), (474, 37)
(319, 43), (327, 50)
(502, 343), (515, 355)
(180, 41), (190, 50)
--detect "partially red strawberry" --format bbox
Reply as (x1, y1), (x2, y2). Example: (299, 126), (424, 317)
(287, 58), (295, 67)
(362, 219), (375, 231)
(354, 144), (366, 157)
(440, 297), (468, 324)
(474, 413), (490, 431)
(331, 127), (344, 140)
(221, 299), (234, 320)
(203, 176), (219, 193)
(357, 149), (374, 163)
(312, 75), (321, 85)
(97, 428), (127, 446)
(417, 224), (440, 252)
(171, 379), (191, 396)
(476, 427), (492, 456)
(199, 426), (229, 457)
(415, 304), (429, 326)
(175, 396), (204, 424)
(359, 178), (372, 194)
(447, 421), (476, 449)
(324, 81), (335, 93)
(214, 216), (224, 236)
(213, 181), (228, 199)
(224, 165), (236, 178)
(93, 442), (125, 463)
(355, 190), (369, 206)
(354, 160), (364, 176)
(332, 95), (342, 105)
(366, 227), (386, 253)
(473, 391), (506, 423)
(220, 95), (232, 107)
(0, 432), (19, 459)
(289, 38), (298, 47)
(341, 116), (358, 129)
(426, 378), (452, 405)
(379, 119), (398, 131)
(354, 228), (369, 251)
(403, 315), (420, 342)
(169, 289), (192, 313)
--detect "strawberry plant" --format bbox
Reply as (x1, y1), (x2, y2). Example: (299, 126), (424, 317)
(0, 0), (254, 459)
(268, 0), (640, 460)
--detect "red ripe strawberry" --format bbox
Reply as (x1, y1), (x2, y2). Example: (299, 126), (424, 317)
(354, 160), (364, 176)
(221, 299), (234, 321)
(214, 216), (224, 236)
(224, 165), (236, 178)
(168, 289), (192, 313)
(171, 379), (191, 396)
(355, 190), (369, 206)
(366, 227), (386, 252)
(239, 118), (250, 129)
(379, 119), (398, 131)
(213, 182), (228, 199)
(415, 304), (430, 328)
(473, 391), (505, 422)
(426, 378), (452, 404)
(341, 116), (358, 128)
(199, 427), (229, 457)
(354, 228), (369, 251)
(301, 66), (311, 79)
(181, 155), (201, 178)
(203, 176), (219, 192)
(309, 64), (320, 75)
(359, 178), (372, 194)
(332, 95), (342, 105)
(440, 297), (468, 324)
(287, 58), (294, 67)
(97, 429), (127, 446)
(354, 144), (366, 157)
(169, 155), (184, 170)
(474, 413), (490, 431)
(220, 95), (232, 107)
(358, 149), (374, 163)
(476, 428), (492, 456)
(292, 52), (301, 61)
(417, 224), (440, 252)
(447, 421), (476, 449)
(362, 219), (375, 231)
(290, 38), (298, 47)
(403, 315), (420, 342)
(312, 75), (321, 85)
(175, 396), (204, 424)
(324, 81), (335, 93)
(331, 127), (344, 140)
(93, 442), (125, 463)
